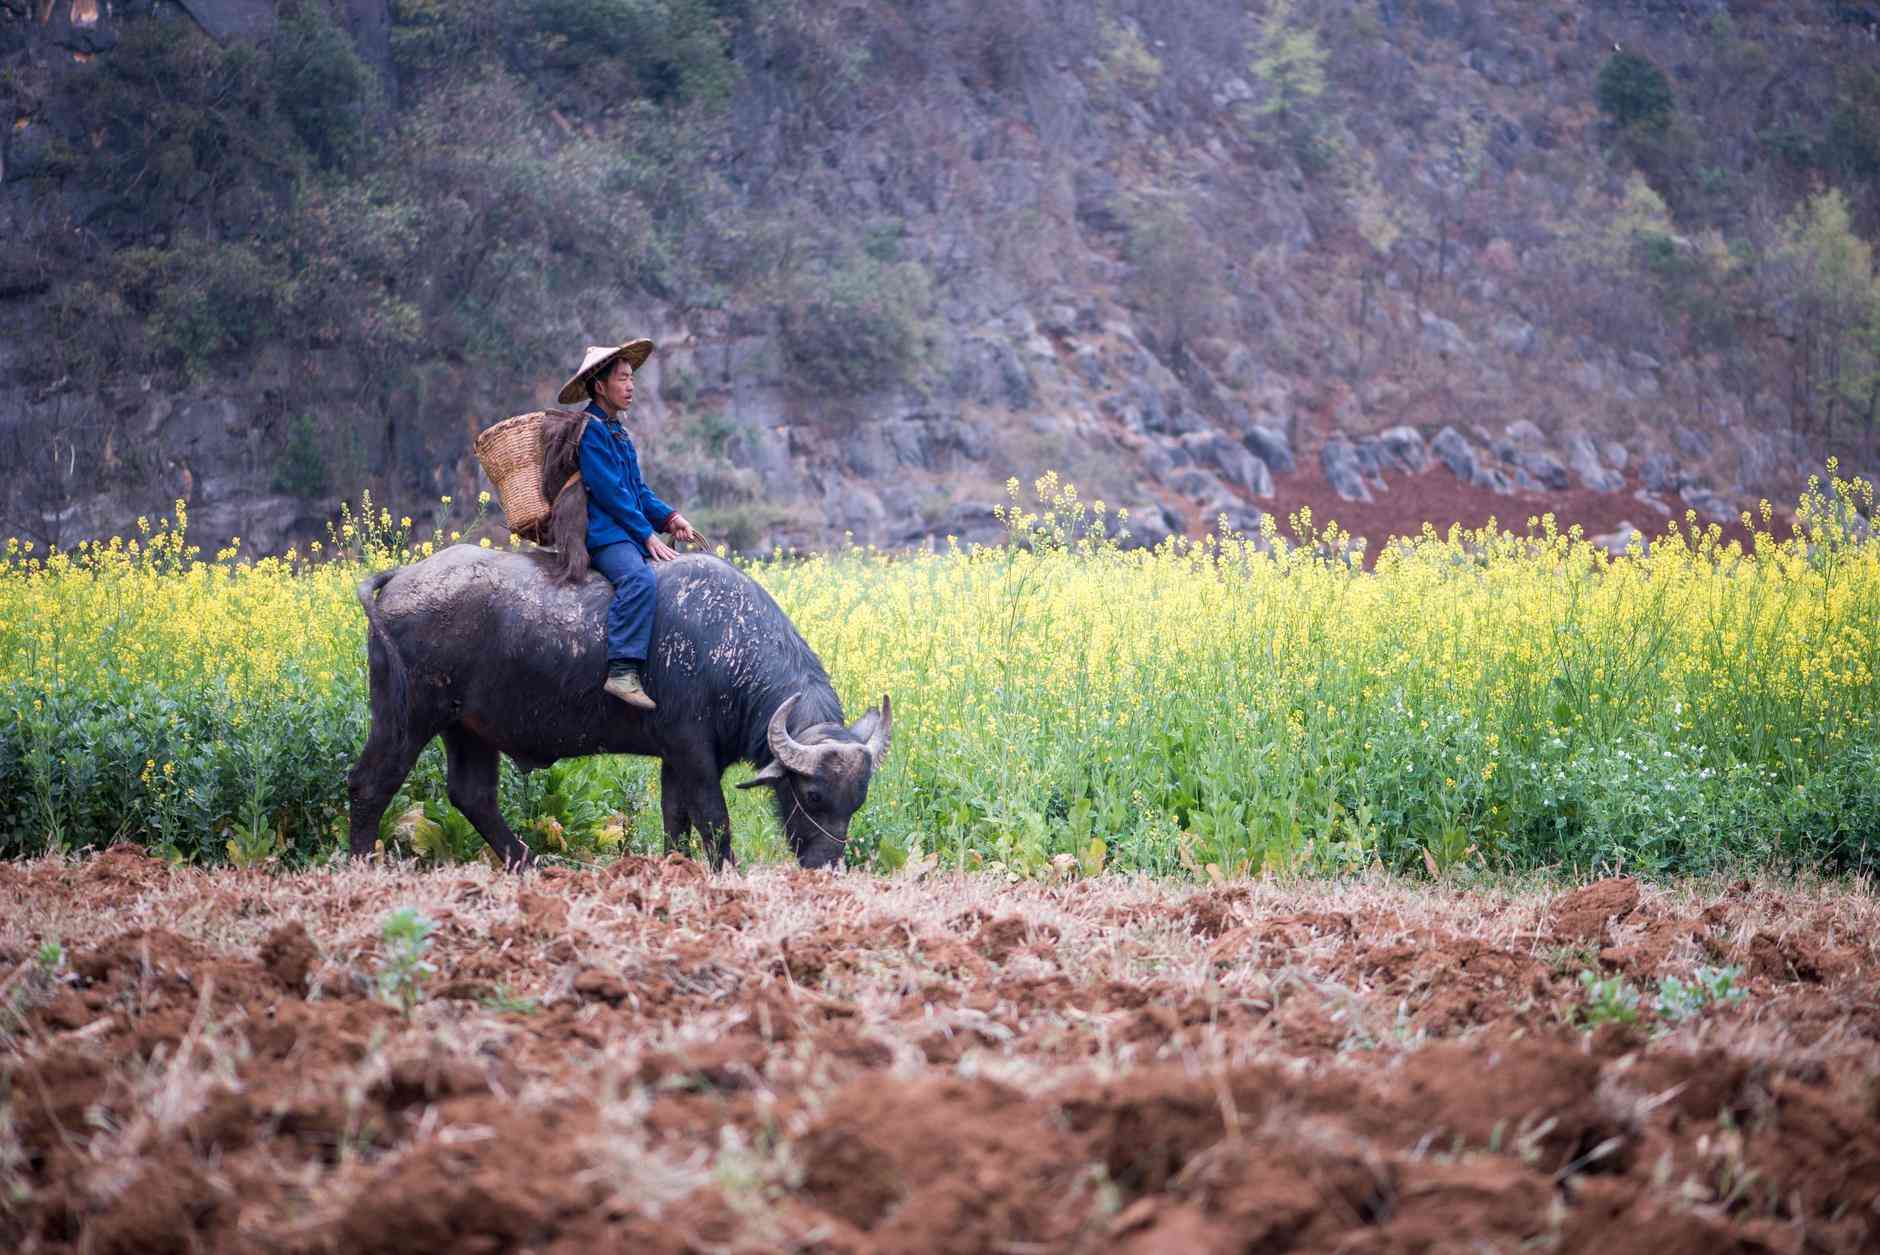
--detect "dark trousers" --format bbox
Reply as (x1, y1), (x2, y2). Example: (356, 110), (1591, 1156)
(590, 541), (657, 666)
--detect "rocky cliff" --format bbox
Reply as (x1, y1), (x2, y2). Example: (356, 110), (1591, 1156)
(2, 0), (1877, 556)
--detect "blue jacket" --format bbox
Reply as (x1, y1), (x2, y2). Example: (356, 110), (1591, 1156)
(579, 400), (675, 552)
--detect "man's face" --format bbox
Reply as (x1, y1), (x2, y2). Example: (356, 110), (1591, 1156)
(593, 361), (634, 414)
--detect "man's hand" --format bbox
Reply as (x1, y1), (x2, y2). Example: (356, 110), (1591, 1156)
(646, 535), (680, 562)
(666, 513), (704, 545)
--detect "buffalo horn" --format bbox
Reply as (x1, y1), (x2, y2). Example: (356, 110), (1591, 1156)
(766, 694), (824, 775)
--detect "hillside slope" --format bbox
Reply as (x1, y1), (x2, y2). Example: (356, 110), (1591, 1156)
(2, 0), (1877, 554)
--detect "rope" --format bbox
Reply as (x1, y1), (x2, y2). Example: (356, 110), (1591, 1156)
(787, 794), (848, 847)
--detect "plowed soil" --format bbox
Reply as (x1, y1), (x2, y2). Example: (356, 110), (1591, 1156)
(3, 847), (1876, 1253)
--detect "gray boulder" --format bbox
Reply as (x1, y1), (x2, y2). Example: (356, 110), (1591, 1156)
(1432, 425), (1513, 493)
(1374, 425), (1431, 474)
(1169, 466), (1231, 503)
(1432, 425), (1480, 481)
(1489, 316), (1538, 356)
(1638, 454), (1679, 494)
(1680, 485), (1737, 526)
(1591, 522), (1646, 557)
(1321, 436), (1374, 503)
(1564, 430), (1625, 494)
(1204, 503), (1269, 538)
(1181, 432), (1273, 497)
(1672, 425), (1713, 460)
(1119, 503), (1181, 551)
(1243, 424), (1296, 475)
(1502, 419), (1547, 447)
(176, 0), (277, 42)
(1419, 311), (1473, 360)
(1632, 487), (1673, 517)
(1490, 420), (1569, 490)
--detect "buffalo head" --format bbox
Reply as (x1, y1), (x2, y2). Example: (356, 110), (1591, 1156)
(737, 693), (891, 868)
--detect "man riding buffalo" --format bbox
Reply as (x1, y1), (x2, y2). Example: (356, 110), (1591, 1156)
(557, 339), (704, 712)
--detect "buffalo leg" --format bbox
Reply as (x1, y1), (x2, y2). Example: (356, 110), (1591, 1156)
(659, 761), (695, 859)
(690, 783), (736, 872)
(348, 726), (428, 860)
(659, 762), (735, 871)
(444, 727), (533, 870)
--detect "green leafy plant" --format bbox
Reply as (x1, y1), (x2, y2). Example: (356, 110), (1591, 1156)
(1575, 970), (1641, 1027)
(1597, 51), (1675, 132)
(478, 984), (538, 1015)
(1655, 965), (1749, 1023)
(35, 938), (64, 976)
(376, 908), (437, 1014)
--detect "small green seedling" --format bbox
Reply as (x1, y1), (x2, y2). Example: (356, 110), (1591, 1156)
(1655, 965), (1748, 1023)
(376, 908), (436, 1014)
(1576, 970), (1641, 1026)
(478, 984), (538, 1015)
(34, 939), (63, 975)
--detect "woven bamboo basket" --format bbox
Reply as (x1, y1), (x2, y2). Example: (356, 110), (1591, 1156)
(473, 411), (557, 543)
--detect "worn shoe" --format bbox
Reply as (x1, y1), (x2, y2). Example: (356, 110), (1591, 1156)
(604, 667), (656, 711)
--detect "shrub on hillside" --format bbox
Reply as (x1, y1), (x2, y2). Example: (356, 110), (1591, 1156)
(116, 237), (288, 376)
(273, 0), (380, 171)
(780, 252), (934, 397)
(1596, 51), (1675, 133)
(65, 16), (303, 240)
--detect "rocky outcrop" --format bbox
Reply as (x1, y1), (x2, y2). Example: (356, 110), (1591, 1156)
(1564, 430), (1625, 493)
(1493, 421), (1570, 492)
(1321, 436), (1374, 504)
(175, 1), (278, 43)
(1431, 426), (1512, 493)
(1374, 425), (1431, 475)
(1243, 425), (1296, 476)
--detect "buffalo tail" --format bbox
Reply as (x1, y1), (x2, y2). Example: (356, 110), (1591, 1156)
(355, 570), (411, 735)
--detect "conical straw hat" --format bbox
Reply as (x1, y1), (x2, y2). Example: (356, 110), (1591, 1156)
(556, 339), (654, 405)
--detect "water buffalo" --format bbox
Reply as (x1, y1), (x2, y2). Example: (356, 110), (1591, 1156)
(347, 546), (890, 870)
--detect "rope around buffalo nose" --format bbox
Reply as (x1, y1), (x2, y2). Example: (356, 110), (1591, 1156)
(787, 796), (848, 847)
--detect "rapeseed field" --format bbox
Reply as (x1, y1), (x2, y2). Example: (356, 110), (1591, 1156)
(3, 473), (1876, 879)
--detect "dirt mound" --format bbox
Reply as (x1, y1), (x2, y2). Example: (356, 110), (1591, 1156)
(1551, 876), (1642, 943)
(258, 919), (319, 993)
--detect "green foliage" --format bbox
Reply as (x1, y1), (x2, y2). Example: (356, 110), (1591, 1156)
(273, 0), (379, 170)
(130, 237), (287, 376)
(1249, 0), (1328, 121)
(1655, 965), (1748, 1023)
(1575, 970), (1641, 1027)
(1248, 0), (1334, 170)
(376, 907), (436, 1014)
(1095, 17), (1162, 97)
(1597, 51), (1675, 133)
(1122, 196), (1223, 357)
(274, 416), (334, 500)
(67, 17), (303, 238)
(379, 749), (654, 865)
(780, 251), (934, 396)
(524, 0), (738, 108)
(1823, 65), (1880, 188)
(392, 0), (736, 112)
(1770, 189), (1880, 437)
(691, 502), (791, 554)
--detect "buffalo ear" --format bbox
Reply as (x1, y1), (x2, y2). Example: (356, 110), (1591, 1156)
(736, 760), (789, 790)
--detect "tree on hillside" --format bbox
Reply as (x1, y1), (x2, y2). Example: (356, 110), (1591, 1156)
(1122, 196), (1222, 366)
(1249, 0), (1330, 163)
(1767, 189), (1880, 446)
(1596, 50), (1674, 133)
